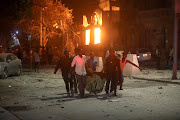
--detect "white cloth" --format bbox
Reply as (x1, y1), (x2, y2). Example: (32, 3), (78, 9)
(120, 59), (127, 72)
(33, 52), (40, 62)
(105, 50), (110, 58)
(71, 55), (86, 76)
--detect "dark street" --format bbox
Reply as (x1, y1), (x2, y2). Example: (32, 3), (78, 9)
(0, 68), (180, 120)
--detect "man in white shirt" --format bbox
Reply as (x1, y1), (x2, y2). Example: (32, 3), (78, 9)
(71, 48), (87, 98)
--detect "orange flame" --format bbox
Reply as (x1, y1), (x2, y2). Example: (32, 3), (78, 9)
(94, 28), (101, 44)
(86, 29), (90, 45)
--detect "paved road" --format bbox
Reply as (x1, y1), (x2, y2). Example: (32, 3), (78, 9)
(0, 68), (180, 120)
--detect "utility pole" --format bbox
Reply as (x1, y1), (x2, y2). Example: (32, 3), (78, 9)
(109, 0), (113, 48)
(40, 7), (43, 48)
(172, 15), (178, 79)
(172, 0), (179, 79)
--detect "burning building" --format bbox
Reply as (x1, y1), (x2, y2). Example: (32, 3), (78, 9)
(76, 0), (179, 59)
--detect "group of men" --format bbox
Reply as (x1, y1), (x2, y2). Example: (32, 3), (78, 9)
(54, 48), (141, 98)
(54, 48), (88, 98)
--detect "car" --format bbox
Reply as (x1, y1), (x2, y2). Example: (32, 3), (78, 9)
(125, 48), (152, 61)
(0, 53), (22, 78)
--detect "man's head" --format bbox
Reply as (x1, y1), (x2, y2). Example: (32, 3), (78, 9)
(36, 48), (39, 53)
(78, 48), (83, 56)
(122, 52), (127, 59)
(156, 45), (159, 49)
(75, 48), (79, 55)
(90, 52), (95, 59)
(109, 49), (115, 57)
(64, 49), (69, 57)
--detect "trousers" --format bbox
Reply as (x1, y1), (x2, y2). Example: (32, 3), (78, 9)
(62, 72), (73, 93)
(105, 72), (117, 93)
(76, 74), (86, 96)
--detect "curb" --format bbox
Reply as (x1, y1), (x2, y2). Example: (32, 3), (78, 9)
(0, 106), (19, 120)
(133, 77), (180, 85)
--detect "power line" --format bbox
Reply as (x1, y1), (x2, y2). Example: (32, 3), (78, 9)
(88, 0), (109, 5)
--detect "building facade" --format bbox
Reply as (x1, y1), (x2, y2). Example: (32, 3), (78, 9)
(78, 0), (179, 58)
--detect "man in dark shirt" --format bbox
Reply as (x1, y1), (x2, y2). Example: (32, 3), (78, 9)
(104, 49), (121, 96)
(17, 48), (23, 61)
(54, 49), (74, 97)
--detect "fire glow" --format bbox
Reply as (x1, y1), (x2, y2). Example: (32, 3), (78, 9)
(86, 29), (90, 45)
(84, 10), (102, 45)
(94, 28), (101, 44)
(85, 28), (101, 45)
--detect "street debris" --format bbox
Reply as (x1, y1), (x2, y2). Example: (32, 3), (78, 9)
(158, 87), (163, 89)
(14, 102), (19, 104)
(107, 99), (119, 102)
(0, 111), (5, 113)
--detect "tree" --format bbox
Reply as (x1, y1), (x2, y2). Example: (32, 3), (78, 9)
(17, 0), (74, 49)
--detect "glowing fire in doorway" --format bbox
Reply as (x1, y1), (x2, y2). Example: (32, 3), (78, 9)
(86, 29), (90, 45)
(94, 28), (101, 44)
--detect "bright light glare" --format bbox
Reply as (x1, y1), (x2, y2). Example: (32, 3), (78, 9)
(16, 31), (18, 34)
(86, 29), (90, 45)
(94, 28), (101, 44)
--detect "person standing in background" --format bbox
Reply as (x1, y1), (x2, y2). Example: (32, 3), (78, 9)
(167, 47), (173, 66)
(17, 48), (23, 61)
(33, 49), (40, 73)
(155, 45), (161, 69)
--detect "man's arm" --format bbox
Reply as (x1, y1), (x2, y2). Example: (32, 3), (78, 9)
(94, 60), (98, 71)
(71, 57), (76, 68)
(126, 60), (142, 71)
(70, 57), (76, 72)
(54, 58), (62, 74)
(102, 57), (108, 73)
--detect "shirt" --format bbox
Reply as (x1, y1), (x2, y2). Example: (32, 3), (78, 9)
(33, 52), (40, 62)
(71, 55), (87, 76)
(169, 49), (173, 57)
(156, 49), (160, 57)
(104, 55), (121, 74)
(55, 55), (73, 73)
(87, 59), (98, 71)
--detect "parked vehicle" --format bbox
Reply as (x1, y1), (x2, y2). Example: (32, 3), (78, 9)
(125, 48), (152, 61)
(0, 53), (22, 78)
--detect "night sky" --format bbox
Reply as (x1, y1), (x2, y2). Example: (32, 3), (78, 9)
(0, 0), (99, 32)
(61, 0), (99, 24)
